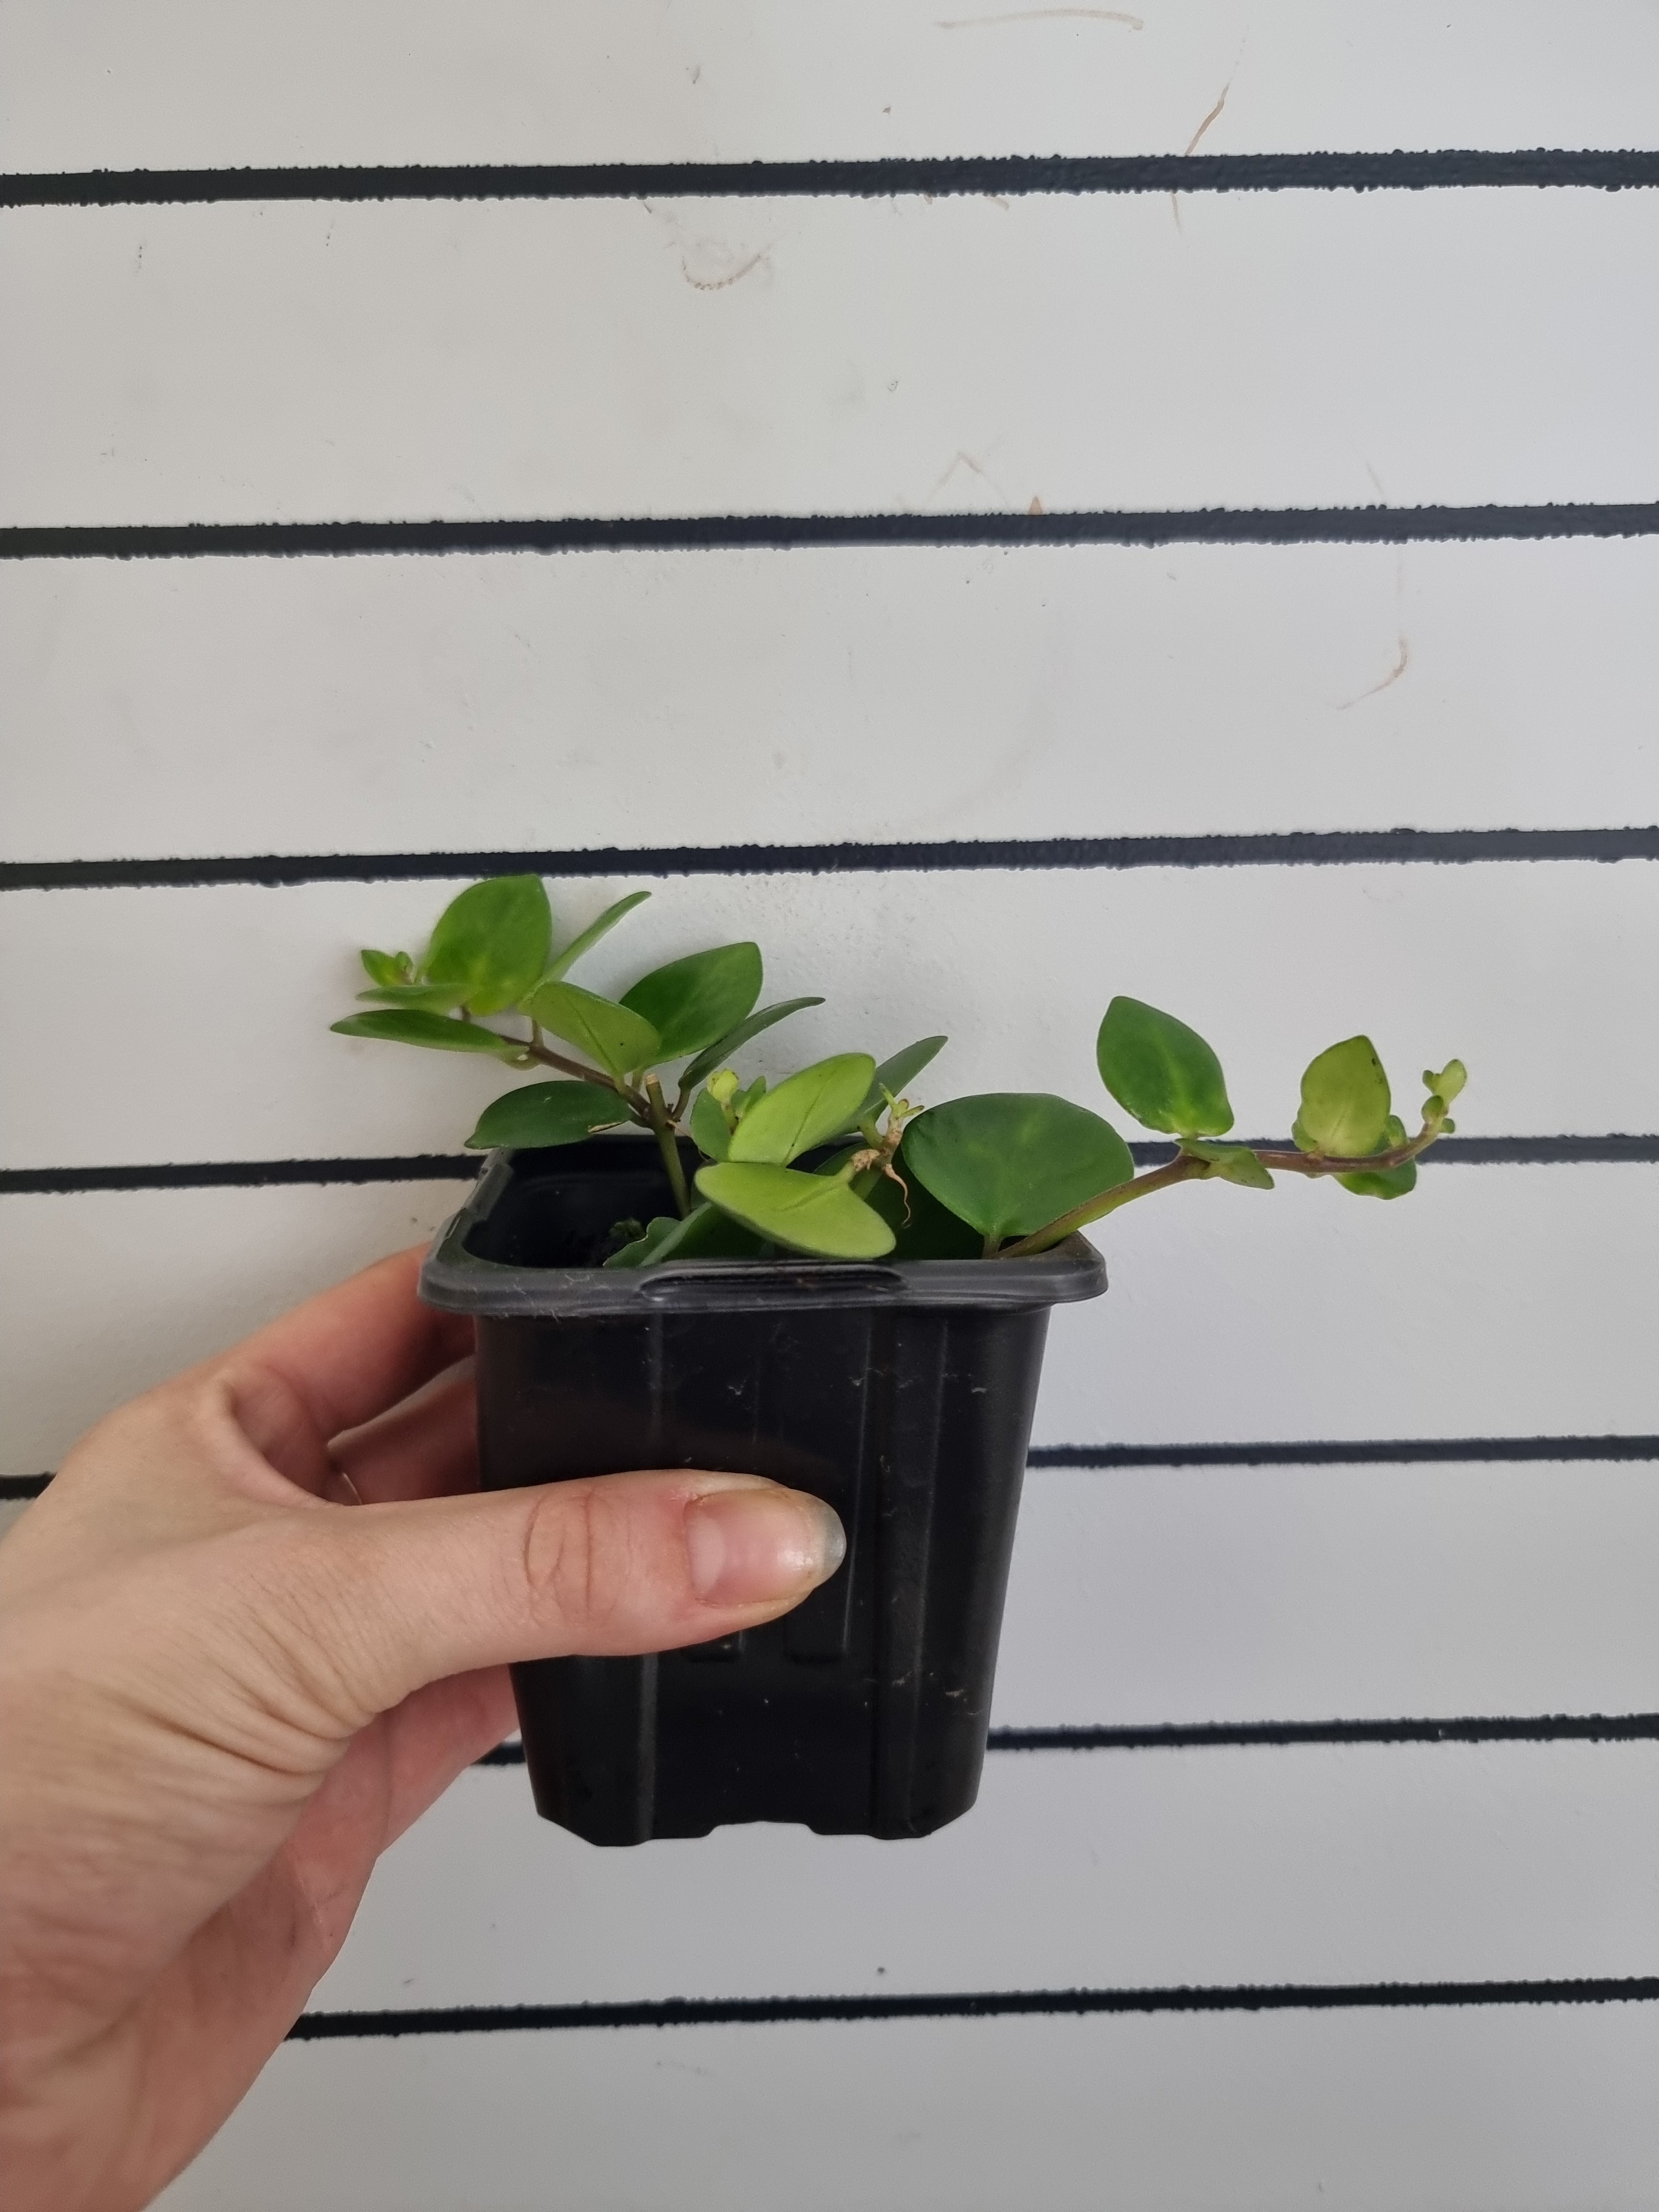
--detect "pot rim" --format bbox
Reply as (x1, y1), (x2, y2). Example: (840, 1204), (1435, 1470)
(419, 1149), (1108, 1318)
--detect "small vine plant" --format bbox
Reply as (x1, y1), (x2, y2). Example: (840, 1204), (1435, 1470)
(333, 876), (1466, 1266)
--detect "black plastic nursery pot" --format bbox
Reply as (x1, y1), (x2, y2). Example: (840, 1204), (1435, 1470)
(420, 1136), (1105, 1845)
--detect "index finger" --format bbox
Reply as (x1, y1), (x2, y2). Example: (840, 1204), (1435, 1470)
(222, 1247), (473, 1468)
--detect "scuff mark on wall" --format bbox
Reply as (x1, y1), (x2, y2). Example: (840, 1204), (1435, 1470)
(1338, 633), (1412, 708)
(936, 7), (1142, 28)
(930, 449), (1010, 501)
(1185, 80), (1233, 158)
(1338, 546), (1412, 708)
(641, 200), (780, 294)
(681, 243), (774, 293)
(1171, 35), (1248, 229)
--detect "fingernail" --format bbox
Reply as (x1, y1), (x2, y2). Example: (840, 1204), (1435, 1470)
(684, 1488), (846, 1607)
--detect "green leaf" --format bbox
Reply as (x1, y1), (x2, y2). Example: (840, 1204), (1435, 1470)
(838, 1035), (949, 1132)
(728, 1053), (878, 1166)
(541, 891), (652, 984)
(1336, 1110), (1417, 1198)
(1423, 1058), (1468, 1114)
(622, 942), (763, 1061)
(330, 1010), (523, 1056)
(1182, 1140), (1275, 1190)
(688, 1087), (733, 1160)
(603, 1202), (769, 1269)
(1293, 1036), (1391, 1156)
(356, 980), (467, 1012)
(866, 1144), (984, 1259)
(360, 948), (412, 988)
(1097, 997), (1233, 1136)
(1339, 1160), (1418, 1199)
(466, 1081), (628, 1151)
(873, 1034), (948, 1101)
(422, 875), (552, 1015)
(696, 1162), (895, 1259)
(905, 1093), (1136, 1244)
(678, 998), (826, 1092)
(524, 979), (661, 1081)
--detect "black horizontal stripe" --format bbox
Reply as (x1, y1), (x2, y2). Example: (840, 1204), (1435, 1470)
(290, 1974), (1659, 2039)
(990, 1713), (1659, 1751)
(7, 150), (1659, 211)
(12, 1434), (1652, 1500)
(1029, 1434), (1659, 1468)
(0, 1155), (482, 1195)
(474, 1711), (1659, 1767)
(6, 502), (1659, 564)
(2, 1135), (1650, 1196)
(4, 825), (1656, 894)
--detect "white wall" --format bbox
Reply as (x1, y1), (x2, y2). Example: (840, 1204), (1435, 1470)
(2, 6), (1656, 2206)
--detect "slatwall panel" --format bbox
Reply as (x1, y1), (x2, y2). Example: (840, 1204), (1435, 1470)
(5, 0), (1659, 166)
(2, 6), (1656, 2206)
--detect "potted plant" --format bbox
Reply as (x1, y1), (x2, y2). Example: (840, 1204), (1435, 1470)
(333, 877), (1465, 1845)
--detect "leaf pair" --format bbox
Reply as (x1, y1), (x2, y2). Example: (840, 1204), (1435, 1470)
(893, 1001), (1227, 1252)
(691, 1055), (899, 1258)
(1294, 1037), (1428, 1199)
(525, 941), (764, 1081)
(358, 877), (552, 1019)
(338, 879), (645, 1053)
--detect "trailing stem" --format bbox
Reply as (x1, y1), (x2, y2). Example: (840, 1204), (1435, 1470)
(522, 1035), (632, 1096)
(1002, 1113), (1452, 1259)
(644, 1075), (692, 1217)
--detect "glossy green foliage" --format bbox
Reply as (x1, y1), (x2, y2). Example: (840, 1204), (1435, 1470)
(1339, 1160), (1418, 1199)
(355, 979), (468, 1012)
(603, 1202), (769, 1269)
(525, 980), (661, 1081)
(331, 1009), (523, 1056)
(622, 942), (763, 1062)
(1098, 997), (1233, 1136)
(728, 1054), (878, 1167)
(467, 1081), (627, 1151)
(695, 1162), (896, 1259)
(688, 1087), (733, 1160)
(865, 1145), (984, 1258)
(1293, 1036), (1392, 1157)
(423, 875), (551, 1015)
(906, 1093), (1136, 1244)
(541, 891), (653, 984)
(1181, 1140), (1275, 1190)
(837, 1036), (948, 1134)
(679, 999), (825, 1092)
(333, 874), (1464, 1270)
(1338, 1114), (1418, 1199)
(360, 948), (414, 988)
(1424, 1060), (1467, 1117)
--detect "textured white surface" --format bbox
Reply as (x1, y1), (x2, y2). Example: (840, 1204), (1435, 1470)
(6, 191), (1659, 525)
(156, 2004), (1659, 2212)
(6, 539), (1656, 862)
(5, 1166), (1657, 1472)
(7, 0), (1659, 168)
(994, 1457), (1659, 1726)
(7, 6), (1658, 2206)
(309, 1743), (1659, 2007)
(3, 864), (1653, 1166)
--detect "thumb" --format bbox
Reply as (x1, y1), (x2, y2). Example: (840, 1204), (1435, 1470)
(268, 1470), (846, 1728)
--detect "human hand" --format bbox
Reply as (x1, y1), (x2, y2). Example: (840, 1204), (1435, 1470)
(0, 1249), (844, 2212)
